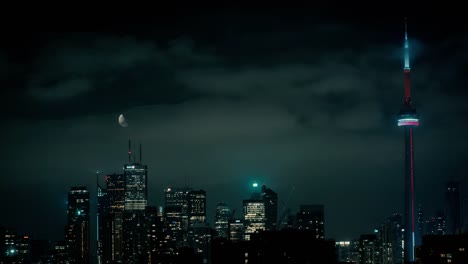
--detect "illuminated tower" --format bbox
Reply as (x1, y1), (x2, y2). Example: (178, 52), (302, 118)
(122, 141), (149, 263)
(396, 19), (420, 263)
(65, 186), (90, 263)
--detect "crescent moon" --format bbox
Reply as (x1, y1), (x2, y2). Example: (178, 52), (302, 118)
(118, 114), (128, 127)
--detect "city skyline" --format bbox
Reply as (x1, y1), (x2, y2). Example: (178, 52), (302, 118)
(1, 11), (468, 244)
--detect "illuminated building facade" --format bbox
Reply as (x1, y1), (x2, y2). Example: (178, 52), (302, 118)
(65, 186), (90, 263)
(187, 222), (214, 263)
(214, 202), (232, 238)
(188, 190), (207, 225)
(228, 219), (244, 241)
(0, 227), (31, 263)
(378, 223), (394, 264)
(97, 173), (125, 263)
(122, 142), (150, 263)
(97, 176), (107, 264)
(243, 200), (266, 241)
(396, 20), (420, 263)
(124, 163), (148, 211)
(430, 211), (447, 235)
(359, 234), (380, 264)
(164, 187), (191, 247)
(296, 204), (324, 239)
(386, 213), (404, 264)
(335, 241), (353, 262)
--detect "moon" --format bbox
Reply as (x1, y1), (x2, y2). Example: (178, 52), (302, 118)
(118, 114), (128, 127)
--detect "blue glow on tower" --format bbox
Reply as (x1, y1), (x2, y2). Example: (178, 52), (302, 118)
(404, 18), (410, 70)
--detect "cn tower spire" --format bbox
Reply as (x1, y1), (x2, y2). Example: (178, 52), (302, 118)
(403, 18), (412, 104)
(404, 17), (410, 71)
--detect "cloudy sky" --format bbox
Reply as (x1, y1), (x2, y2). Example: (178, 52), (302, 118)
(1, 10), (467, 241)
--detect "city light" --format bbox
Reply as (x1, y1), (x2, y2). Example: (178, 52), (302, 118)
(397, 118), (419, 127)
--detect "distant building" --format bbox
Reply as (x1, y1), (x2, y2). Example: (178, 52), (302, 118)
(445, 181), (461, 235)
(187, 222), (214, 263)
(124, 162), (148, 211)
(228, 219), (244, 241)
(120, 141), (150, 264)
(65, 186), (90, 263)
(212, 229), (337, 264)
(164, 187), (191, 248)
(97, 175), (107, 264)
(50, 240), (67, 263)
(100, 173), (125, 262)
(261, 185), (278, 231)
(278, 208), (296, 230)
(336, 241), (353, 263)
(214, 202), (232, 238)
(463, 195), (468, 233)
(419, 234), (467, 263)
(188, 190), (207, 225)
(430, 211), (447, 235)
(0, 227), (31, 263)
(145, 206), (167, 263)
(243, 200), (266, 241)
(417, 203), (424, 245)
(385, 213), (403, 264)
(296, 204), (325, 239)
(378, 223), (393, 264)
(359, 234), (380, 264)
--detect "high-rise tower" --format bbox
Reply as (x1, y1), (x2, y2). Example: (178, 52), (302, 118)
(65, 186), (90, 263)
(396, 19), (420, 263)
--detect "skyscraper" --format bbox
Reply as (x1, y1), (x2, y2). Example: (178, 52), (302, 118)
(65, 186), (90, 263)
(164, 187), (191, 248)
(296, 204), (324, 239)
(386, 213), (404, 264)
(214, 202), (232, 238)
(122, 142), (149, 263)
(188, 190), (207, 225)
(261, 185), (278, 231)
(243, 200), (266, 241)
(97, 173), (126, 263)
(396, 20), (420, 263)
(228, 219), (244, 241)
(445, 181), (461, 235)
(124, 158), (148, 211)
(359, 234), (380, 264)
(96, 173), (108, 264)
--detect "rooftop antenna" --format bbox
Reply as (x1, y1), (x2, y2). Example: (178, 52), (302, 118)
(139, 142), (142, 164)
(128, 139), (132, 163)
(133, 143), (136, 164)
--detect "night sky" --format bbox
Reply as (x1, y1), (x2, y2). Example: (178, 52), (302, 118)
(1, 10), (467, 242)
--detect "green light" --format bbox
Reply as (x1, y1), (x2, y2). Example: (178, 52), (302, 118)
(252, 182), (258, 188)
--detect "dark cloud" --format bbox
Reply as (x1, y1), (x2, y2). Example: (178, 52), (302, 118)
(1, 15), (468, 241)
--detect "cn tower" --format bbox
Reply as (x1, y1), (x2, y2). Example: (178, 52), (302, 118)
(397, 19), (420, 263)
